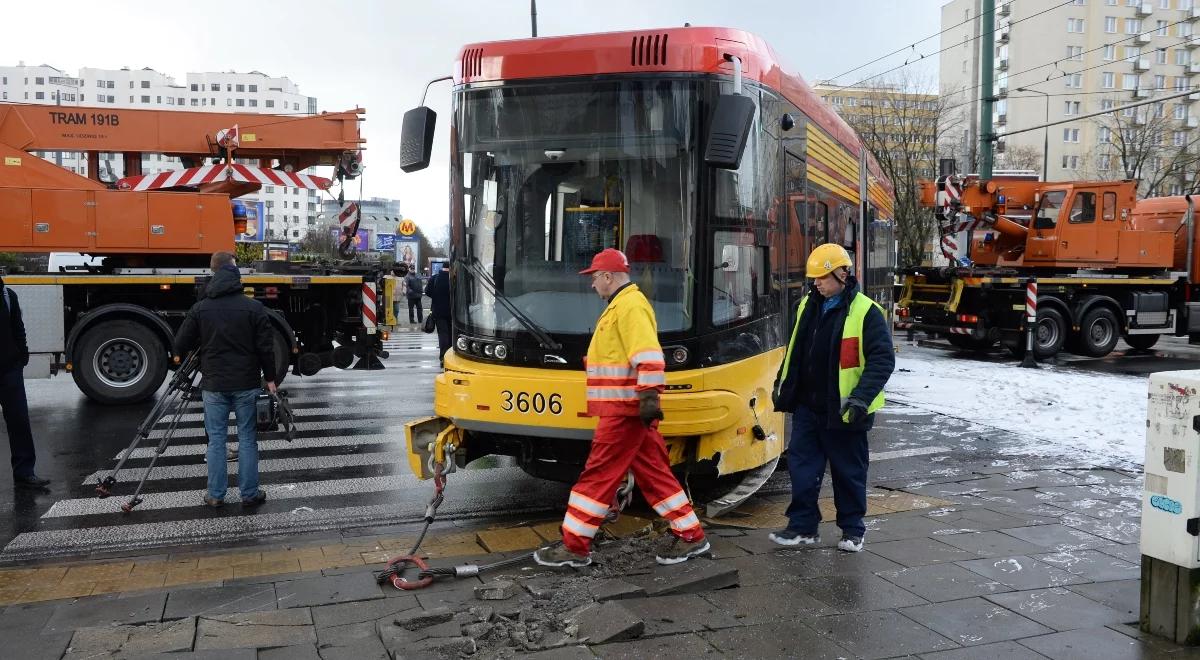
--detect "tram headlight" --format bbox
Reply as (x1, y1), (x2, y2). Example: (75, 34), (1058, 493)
(494, 344), (509, 360)
(456, 336), (469, 352)
(470, 341), (481, 354)
(483, 344), (494, 357)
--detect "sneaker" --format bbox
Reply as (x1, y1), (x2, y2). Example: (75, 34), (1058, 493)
(202, 495), (224, 508)
(533, 544), (592, 568)
(654, 534), (711, 565)
(837, 535), (864, 553)
(768, 529), (819, 546)
(241, 490), (267, 507)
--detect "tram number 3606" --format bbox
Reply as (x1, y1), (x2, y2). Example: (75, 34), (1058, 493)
(500, 390), (563, 415)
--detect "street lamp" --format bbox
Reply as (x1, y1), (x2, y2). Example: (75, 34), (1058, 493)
(1016, 87), (1050, 181)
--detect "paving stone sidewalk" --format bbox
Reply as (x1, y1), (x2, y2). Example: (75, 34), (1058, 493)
(2, 461), (1197, 659)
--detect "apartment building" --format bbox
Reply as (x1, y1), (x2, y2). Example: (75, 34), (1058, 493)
(941, 0), (1200, 193)
(0, 64), (322, 241)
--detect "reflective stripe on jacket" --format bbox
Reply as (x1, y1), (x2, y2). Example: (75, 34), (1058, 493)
(777, 290), (886, 419)
(585, 283), (665, 416)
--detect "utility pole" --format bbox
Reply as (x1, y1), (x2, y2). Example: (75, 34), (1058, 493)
(978, 0), (996, 179)
(531, 0), (538, 37)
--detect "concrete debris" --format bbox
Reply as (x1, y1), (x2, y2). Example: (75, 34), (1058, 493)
(394, 606), (454, 630)
(566, 600), (645, 644)
(474, 578), (519, 601)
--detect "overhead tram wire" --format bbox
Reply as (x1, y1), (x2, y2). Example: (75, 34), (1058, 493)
(820, 2), (1000, 89)
(938, 31), (1200, 117)
(819, 0), (1077, 98)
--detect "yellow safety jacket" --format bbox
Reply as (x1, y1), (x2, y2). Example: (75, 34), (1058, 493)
(585, 283), (666, 417)
(783, 291), (886, 422)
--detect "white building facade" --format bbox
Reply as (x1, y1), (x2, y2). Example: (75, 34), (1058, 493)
(0, 64), (323, 242)
(940, 0), (1200, 193)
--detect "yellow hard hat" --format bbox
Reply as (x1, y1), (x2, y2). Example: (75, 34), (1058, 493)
(806, 243), (853, 278)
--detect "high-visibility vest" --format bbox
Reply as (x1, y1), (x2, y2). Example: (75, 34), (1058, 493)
(585, 283), (666, 417)
(782, 291), (886, 422)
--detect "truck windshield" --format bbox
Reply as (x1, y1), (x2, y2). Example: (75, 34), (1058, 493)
(452, 79), (698, 336)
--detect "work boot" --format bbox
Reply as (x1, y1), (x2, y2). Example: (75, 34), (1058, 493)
(532, 544), (592, 568)
(768, 529), (819, 547)
(837, 535), (865, 553)
(241, 490), (267, 507)
(202, 495), (224, 508)
(653, 533), (711, 565)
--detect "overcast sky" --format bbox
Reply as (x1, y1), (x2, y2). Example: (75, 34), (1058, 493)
(7, 0), (945, 242)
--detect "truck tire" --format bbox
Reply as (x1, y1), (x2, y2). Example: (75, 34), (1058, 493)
(1034, 308), (1067, 359)
(270, 329), (291, 385)
(72, 320), (168, 405)
(1124, 333), (1160, 350)
(1077, 307), (1120, 358)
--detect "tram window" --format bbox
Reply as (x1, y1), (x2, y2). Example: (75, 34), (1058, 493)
(713, 230), (760, 325)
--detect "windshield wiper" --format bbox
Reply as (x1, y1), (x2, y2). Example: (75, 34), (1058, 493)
(457, 257), (562, 350)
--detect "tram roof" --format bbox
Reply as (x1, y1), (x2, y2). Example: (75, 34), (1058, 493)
(455, 26), (894, 199)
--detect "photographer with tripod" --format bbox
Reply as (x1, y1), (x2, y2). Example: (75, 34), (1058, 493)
(173, 252), (277, 509)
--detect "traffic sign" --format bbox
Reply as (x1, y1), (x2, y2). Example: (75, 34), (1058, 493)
(398, 219), (418, 236)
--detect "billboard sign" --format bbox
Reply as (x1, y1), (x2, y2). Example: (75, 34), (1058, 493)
(331, 228), (369, 251)
(234, 201), (266, 242)
(376, 233), (397, 252)
(396, 237), (420, 270)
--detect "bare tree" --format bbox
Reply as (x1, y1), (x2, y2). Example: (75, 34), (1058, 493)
(1087, 97), (1200, 196)
(837, 73), (965, 267)
(999, 145), (1043, 174)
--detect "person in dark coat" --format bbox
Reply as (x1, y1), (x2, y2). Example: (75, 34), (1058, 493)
(770, 244), (894, 553)
(425, 268), (451, 365)
(404, 269), (424, 324)
(173, 252), (277, 509)
(0, 276), (50, 488)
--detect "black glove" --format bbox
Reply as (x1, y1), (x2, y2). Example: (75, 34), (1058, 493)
(638, 390), (665, 427)
(840, 398), (868, 425)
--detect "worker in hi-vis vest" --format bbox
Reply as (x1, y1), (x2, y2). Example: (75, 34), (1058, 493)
(770, 243), (894, 553)
(534, 248), (709, 568)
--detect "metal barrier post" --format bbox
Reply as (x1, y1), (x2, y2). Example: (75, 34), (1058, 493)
(1019, 278), (1039, 368)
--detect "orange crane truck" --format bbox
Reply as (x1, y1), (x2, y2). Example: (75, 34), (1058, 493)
(898, 173), (1196, 359)
(0, 102), (386, 404)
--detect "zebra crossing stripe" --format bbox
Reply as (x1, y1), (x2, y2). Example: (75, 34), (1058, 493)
(112, 432), (404, 460)
(82, 450), (414, 484)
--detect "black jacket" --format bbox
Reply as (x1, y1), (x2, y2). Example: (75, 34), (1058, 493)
(773, 277), (894, 431)
(425, 270), (451, 320)
(404, 272), (424, 300)
(0, 283), (29, 372)
(173, 266), (278, 392)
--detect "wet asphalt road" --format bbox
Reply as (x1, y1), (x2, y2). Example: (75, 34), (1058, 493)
(1, 329), (1194, 562)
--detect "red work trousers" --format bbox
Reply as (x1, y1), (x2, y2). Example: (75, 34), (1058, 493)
(560, 415), (705, 555)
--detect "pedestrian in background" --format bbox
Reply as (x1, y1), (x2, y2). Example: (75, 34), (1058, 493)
(771, 243), (894, 552)
(404, 268), (424, 324)
(173, 252), (276, 509)
(425, 268), (451, 366)
(390, 265), (407, 327)
(534, 248), (709, 568)
(0, 275), (50, 489)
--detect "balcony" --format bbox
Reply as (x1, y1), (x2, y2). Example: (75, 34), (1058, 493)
(1190, 116), (1200, 128)
(1190, 6), (1200, 20)
(1184, 91), (1200, 102)
(1187, 39), (1200, 49)
(996, 84), (1009, 98)
(997, 113), (1008, 125)
(1134, 58), (1151, 71)
(998, 2), (1011, 17)
(1135, 87), (1152, 98)
(998, 57), (1009, 71)
(997, 28), (1010, 44)
(1135, 31), (1152, 45)
(1136, 2), (1152, 17)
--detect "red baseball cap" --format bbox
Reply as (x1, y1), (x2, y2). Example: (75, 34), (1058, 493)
(579, 248), (630, 275)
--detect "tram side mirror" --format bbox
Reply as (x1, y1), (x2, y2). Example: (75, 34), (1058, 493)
(704, 94), (755, 169)
(400, 107), (437, 173)
(721, 245), (739, 272)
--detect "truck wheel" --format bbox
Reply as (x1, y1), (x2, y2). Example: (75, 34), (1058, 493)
(1077, 308), (1120, 358)
(271, 329), (291, 385)
(72, 320), (168, 405)
(1033, 308), (1067, 359)
(1124, 333), (1160, 350)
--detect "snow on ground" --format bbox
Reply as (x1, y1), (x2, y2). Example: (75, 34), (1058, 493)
(889, 347), (1147, 468)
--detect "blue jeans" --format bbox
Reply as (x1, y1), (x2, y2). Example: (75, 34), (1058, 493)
(785, 405), (870, 539)
(203, 388), (260, 500)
